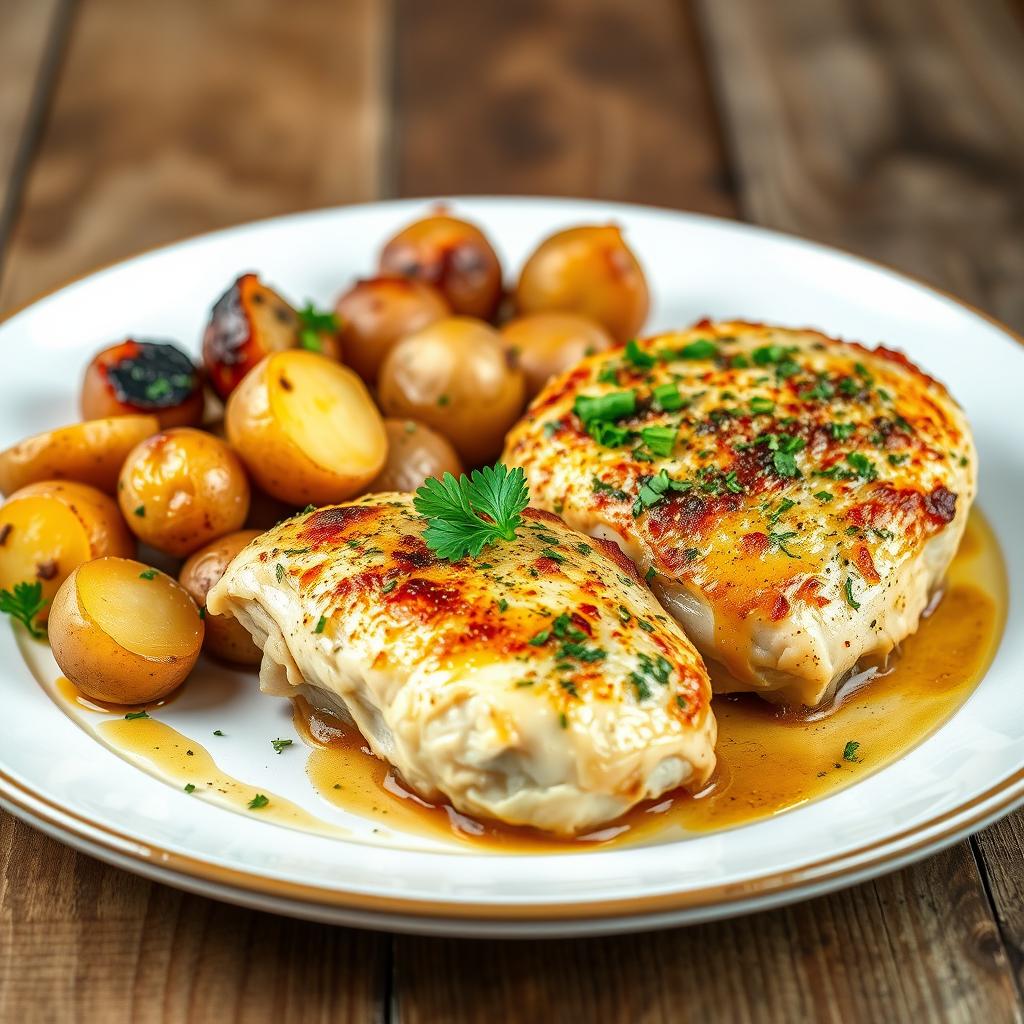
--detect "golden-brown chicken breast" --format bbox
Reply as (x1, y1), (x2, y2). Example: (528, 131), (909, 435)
(503, 321), (976, 707)
(207, 494), (715, 835)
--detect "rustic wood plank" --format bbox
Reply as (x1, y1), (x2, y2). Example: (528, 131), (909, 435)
(392, 0), (736, 215)
(0, 0), (67, 270)
(394, 846), (1016, 1024)
(696, 0), (1024, 331)
(0, 1), (391, 1021)
(0, 0), (390, 312)
(0, 814), (388, 1023)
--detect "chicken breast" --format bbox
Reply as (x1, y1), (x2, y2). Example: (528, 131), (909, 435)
(206, 494), (715, 835)
(502, 321), (976, 707)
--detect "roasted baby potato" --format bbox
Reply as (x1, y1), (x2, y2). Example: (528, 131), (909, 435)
(368, 419), (463, 493)
(335, 276), (449, 385)
(49, 557), (204, 704)
(0, 415), (159, 496)
(500, 313), (614, 398)
(378, 317), (526, 466)
(379, 213), (503, 320)
(226, 350), (386, 505)
(118, 428), (250, 556)
(81, 340), (204, 428)
(515, 224), (649, 342)
(0, 480), (134, 622)
(179, 530), (262, 665)
(202, 273), (299, 400)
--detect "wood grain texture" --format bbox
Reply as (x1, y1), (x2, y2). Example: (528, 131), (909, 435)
(392, 0), (736, 215)
(696, 0), (1024, 331)
(0, 0), (390, 312)
(0, 2), (390, 1021)
(0, 0), (68, 268)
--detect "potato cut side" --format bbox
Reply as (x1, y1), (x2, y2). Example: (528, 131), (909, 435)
(268, 351), (386, 475)
(78, 557), (203, 660)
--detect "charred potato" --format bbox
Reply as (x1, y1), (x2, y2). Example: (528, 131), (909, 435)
(500, 313), (614, 398)
(379, 213), (503, 320)
(118, 428), (250, 557)
(0, 480), (134, 623)
(81, 340), (204, 427)
(515, 224), (649, 342)
(179, 530), (262, 665)
(335, 277), (449, 385)
(368, 419), (464, 493)
(203, 274), (301, 400)
(378, 317), (525, 466)
(0, 415), (159, 496)
(226, 350), (386, 505)
(49, 557), (204, 704)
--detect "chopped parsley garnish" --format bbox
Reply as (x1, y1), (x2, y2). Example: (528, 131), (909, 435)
(645, 566), (657, 583)
(497, 598), (508, 612)
(749, 396), (775, 415)
(676, 338), (717, 360)
(529, 629), (550, 646)
(213, 730), (224, 736)
(829, 422), (855, 440)
(381, 578), (397, 593)
(139, 569), (157, 580)
(813, 490), (833, 502)
(766, 497), (796, 524)
(587, 420), (630, 448)
(842, 740), (861, 762)
(640, 426), (676, 457)
(888, 453), (909, 466)
(597, 365), (620, 385)
(275, 563), (286, 582)
(636, 618), (654, 633)
(652, 382), (684, 411)
(247, 794), (269, 810)
(799, 375), (835, 401)
(768, 530), (800, 558)
(282, 546), (310, 556)
(633, 469), (690, 515)
(845, 452), (878, 481)
(134, 505), (146, 517)
(414, 464), (529, 561)
(843, 577), (861, 610)
(573, 389), (637, 423)
(0, 581), (48, 638)
(624, 339), (656, 369)
(314, 615), (327, 633)
(184, 783), (196, 793)
(297, 303), (338, 351)
(271, 738), (293, 754)
(629, 653), (673, 701)
(541, 547), (566, 564)
(124, 710), (150, 720)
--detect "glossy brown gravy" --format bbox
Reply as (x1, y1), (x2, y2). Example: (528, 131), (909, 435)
(296, 510), (1007, 851)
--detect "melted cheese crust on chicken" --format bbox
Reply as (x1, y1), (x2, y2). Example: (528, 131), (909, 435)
(207, 494), (715, 835)
(503, 321), (976, 707)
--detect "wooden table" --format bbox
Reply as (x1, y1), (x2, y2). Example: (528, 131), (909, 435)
(2, 1), (1023, 1020)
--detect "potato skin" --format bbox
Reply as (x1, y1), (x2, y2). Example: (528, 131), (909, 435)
(377, 317), (526, 466)
(81, 340), (204, 428)
(0, 415), (159, 496)
(368, 419), (464, 493)
(500, 313), (614, 398)
(225, 351), (386, 505)
(379, 214), (503, 320)
(515, 224), (649, 342)
(202, 274), (300, 400)
(49, 561), (202, 705)
(118, 428), (250, 557)
(179, 530), (262, 665)
(335, 277), (449, 385)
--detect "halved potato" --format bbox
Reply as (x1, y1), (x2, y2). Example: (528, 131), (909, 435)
(225, 350), (386, 504)
(179, 530), (262, 665)
(0, 415), (159, 496)
(49, 557), (204, 704)
(0, 480), (134, 622)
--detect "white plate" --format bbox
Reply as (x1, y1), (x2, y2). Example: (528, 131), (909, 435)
(1, 197), (1022, 938)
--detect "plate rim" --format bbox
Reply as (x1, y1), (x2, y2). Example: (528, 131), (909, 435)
(1, 194), (1022, 932)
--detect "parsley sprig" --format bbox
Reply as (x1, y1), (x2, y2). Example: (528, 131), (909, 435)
(0, 581), (48, 638)
(298, 302), (338, 352)
(414, 464), (529, 561)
